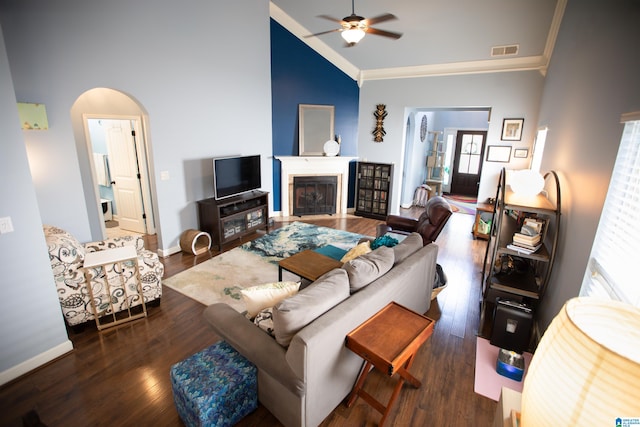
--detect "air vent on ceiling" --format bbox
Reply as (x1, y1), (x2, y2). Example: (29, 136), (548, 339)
(491, 44), (519, 57)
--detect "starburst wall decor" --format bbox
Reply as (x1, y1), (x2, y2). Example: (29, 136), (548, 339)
(372, 104), (387, 142)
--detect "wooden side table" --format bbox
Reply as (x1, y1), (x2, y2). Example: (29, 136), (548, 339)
(278, 249), (343, 282)
(83, 245), (146, 330)
(345, 302), (435, 426)
(473, 202), (495, 240)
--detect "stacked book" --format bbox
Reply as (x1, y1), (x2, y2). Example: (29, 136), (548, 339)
(507, 218), (545, 254)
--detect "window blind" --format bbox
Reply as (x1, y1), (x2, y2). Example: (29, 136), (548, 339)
(580, 113), (640, 307)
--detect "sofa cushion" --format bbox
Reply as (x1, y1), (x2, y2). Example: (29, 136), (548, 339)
(241, 281), (301, 318)
(341, 246), (395, 292)
(273, 269), (350, 347)
(392, 232), (423, 264)
(340, 241), (372, 263)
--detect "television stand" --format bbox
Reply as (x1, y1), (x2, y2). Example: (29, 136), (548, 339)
(197, 190), (269, 251)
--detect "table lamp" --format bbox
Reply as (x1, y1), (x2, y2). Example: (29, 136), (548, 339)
(521, 297), (640, 426)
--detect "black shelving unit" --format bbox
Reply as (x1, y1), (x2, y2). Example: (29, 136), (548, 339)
(479, 168), (561, 349)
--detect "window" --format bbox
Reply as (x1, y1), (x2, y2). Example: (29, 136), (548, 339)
(531, 127), (548, 173)
(580, 112), (640, 307)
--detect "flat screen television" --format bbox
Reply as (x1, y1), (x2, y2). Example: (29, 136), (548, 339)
(213, 155), (261, 199)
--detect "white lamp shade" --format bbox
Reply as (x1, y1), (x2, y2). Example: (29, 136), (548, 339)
(341, 28), (365, 45)
(509, 169), (545, 197)
(521, 297), (640, 426)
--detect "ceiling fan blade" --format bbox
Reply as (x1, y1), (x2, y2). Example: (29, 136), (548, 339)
(364, 13), (397, 26)
(367, 27), (403, 40)
(317, 14), (345, 24)
(305, 28), (342, 38)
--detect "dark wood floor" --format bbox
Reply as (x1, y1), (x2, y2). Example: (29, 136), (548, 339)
(0, 210), (496, 427)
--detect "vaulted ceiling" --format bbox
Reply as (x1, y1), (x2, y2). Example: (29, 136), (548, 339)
(270, 0), (565, 83)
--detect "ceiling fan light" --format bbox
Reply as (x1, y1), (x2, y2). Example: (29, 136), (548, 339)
(341, 28), (365, 45)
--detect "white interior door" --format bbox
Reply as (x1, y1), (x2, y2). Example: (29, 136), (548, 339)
(104, 120), (146, 233)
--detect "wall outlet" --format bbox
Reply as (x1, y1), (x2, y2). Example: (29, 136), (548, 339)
(0, 216), (14, 234)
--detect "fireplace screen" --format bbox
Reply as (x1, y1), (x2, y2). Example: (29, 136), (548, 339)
(293, 176), (337, 216)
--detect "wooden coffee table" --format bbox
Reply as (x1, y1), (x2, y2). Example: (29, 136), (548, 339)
(345, 302), (435, 426)
(278, 249), (343, 282)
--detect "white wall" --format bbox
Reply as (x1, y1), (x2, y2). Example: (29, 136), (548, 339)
(358, 71), (545, 213)
(0, 0), (274, 252)
(0, 0), (274, 381)
(400, 112), (432, 208)
(535, 0), (640, 332)
(0, 27), (72, 385)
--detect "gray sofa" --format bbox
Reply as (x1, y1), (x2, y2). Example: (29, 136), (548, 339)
(203, 233), (438, 427)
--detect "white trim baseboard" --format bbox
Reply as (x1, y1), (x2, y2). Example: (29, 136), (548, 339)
(0, 340), (74, 386)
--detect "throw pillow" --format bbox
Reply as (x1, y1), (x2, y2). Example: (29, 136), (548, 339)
(273, 269), (350, 347)
(341, 246), (395, 292)
(241, 281), (301, 318)
(392, 232), (423, 265)
(370, 234), (400, 250)
(254, 306), (275, 337)
(340, 241), (372, 263)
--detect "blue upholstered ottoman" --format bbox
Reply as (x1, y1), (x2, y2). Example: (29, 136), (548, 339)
(170, 341), (257, 427)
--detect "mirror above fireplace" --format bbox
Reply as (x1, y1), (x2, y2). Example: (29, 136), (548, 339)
(299, 104), (334, 156)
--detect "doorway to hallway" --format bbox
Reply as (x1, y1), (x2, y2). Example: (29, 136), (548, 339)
(86, 116), (155, 235)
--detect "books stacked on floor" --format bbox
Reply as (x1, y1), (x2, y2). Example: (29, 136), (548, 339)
(507, 218), (545, 254)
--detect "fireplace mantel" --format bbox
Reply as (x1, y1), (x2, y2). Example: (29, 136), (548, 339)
(275, 156), (357, 216)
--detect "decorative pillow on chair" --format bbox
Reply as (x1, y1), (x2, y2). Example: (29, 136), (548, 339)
(370, 234), (400, 250)
(342, 246), (395, 292)
(241, 281), (301, 318)
(340, 241), (372, 263)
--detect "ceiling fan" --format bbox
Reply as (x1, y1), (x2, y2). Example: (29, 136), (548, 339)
(306, 0), (403, 47)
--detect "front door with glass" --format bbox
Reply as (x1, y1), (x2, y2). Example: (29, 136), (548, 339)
(450, 130), (486, 196)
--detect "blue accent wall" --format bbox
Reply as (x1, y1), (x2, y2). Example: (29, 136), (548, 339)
(270, 19), (360, 212)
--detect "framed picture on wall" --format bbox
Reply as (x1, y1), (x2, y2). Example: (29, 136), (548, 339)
(501, 118), (524, 141)
(514, 148), (529, 158)
(486, 145), (512, 162)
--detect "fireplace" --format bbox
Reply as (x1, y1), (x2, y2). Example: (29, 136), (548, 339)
(293, 176), (337, 216)
(275, 156), (357, 217)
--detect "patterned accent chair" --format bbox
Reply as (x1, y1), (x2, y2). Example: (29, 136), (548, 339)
(43, 225), (163, 328)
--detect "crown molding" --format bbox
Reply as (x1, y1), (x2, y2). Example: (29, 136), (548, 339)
(270, 0), (567, 84)
(270, 2), (360, 81)
(359, 55), (547, 83)
(540, 0), (568, 76)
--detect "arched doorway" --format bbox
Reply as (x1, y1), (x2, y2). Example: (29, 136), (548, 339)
(70, 88), (156, 240)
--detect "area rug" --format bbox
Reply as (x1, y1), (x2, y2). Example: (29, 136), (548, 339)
(474, 337), (532, 401)
(163, 222), (365, 311)
(444, 194), (477, 215)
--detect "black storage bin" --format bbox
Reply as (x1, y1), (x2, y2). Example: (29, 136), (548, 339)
(490, 299), (533, 353)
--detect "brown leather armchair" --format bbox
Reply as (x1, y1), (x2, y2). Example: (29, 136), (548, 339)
(376, 196), (453, 246)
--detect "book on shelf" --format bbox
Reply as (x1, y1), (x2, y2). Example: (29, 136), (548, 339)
(513, 233), (541, 245)
(507, 243), (542, 255)
(523, 217), (546, 234)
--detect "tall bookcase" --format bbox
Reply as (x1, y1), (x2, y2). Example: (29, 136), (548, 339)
(479, 168), (561, 349)
(425, 130), (445, 183)
(354, 162), (393, 220)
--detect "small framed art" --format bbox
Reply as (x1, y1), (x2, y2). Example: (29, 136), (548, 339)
(501, 118), (524, 141)
(514, 148), (528, 158)
(486, 145), (512, 162)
